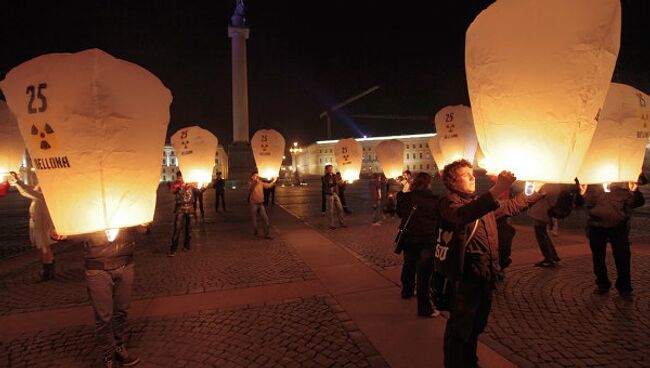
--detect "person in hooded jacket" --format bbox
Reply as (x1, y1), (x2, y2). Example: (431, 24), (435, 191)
(437, 160), (544, 368)
(579, 179), (645, 297)
(396, 172), (440, 317)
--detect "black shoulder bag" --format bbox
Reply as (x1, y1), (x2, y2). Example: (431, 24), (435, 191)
(393, 205), (417, 254)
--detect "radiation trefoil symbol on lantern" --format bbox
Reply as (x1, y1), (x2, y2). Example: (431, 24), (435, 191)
(25, 83), (71, 170)
(444, 112), (458, 139)
(341, 147), (350, 165)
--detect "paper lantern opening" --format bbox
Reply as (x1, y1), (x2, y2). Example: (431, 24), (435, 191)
(251, 129), (285, 180)
(376, 139), (405, 179)
(171, 126), (218, 189)
(334, 138), (363, 183)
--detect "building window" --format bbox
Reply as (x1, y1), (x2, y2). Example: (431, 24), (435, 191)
(426, 153), (430, 159)
(426, 143), (429, 148)
(407, 165), (410, 170)
(420, 164), (423, 170)
(419, 144), (422, 148)
(406, 144), (410, 149)
(406, 153), (410, 159)
(162, 158), (166, 165)
(426, 164), (430, 169)
(320, 158), (322, 164)
(419, 153), (423, 159)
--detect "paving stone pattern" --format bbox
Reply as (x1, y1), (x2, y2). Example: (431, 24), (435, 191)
(0, 189), (315, 315)
(0, 296), (388, 368)
(485, 254), (650, 368)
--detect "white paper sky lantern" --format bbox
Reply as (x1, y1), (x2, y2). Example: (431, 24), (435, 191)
(0, 101), (24, 180)
(251, 129), (285, 180)
(334, 138), (362, 182)
(171, 126), (218, 187)
(578, 83), (649, 184)
(427, 135), (446, 172)
(376, 139), (404, 179)
(0, 48), (172, 235)
(466, 0), (621, 183)
(434, 105), (477, 166)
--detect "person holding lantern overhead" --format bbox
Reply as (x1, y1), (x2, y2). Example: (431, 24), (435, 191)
(248, 170), (277, 239)
(437, 159), (544, 368)
(9, 171), (63, 281)
(168, 171), (201, 256)
(322, 164), (346, 229)
(579, 179), (645, 298)
(82, 226), (146, 367)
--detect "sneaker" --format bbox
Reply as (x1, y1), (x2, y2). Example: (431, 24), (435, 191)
(551, 230), (559, 237)
(115, 344), (140, 366)
(329, 226), (337, 230)
(534, 260), (556, 268)
(418, 309), (441, 318)
(371, 222), (381, 227)
(167, 252), (176, 257)
(618, 289), (633, 299)
(339, 223), (347, 228)
(103, 355), (114, 368)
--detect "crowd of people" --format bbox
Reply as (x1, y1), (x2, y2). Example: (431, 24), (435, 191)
(5, 159), (647, 367)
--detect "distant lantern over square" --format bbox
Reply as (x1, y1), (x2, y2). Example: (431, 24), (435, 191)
(171, 126), (218, 188)
(0, 48), (172, 236)
(578, 83), (649, 184)
(376, 139), (404, 179)
(466, 0), (621, 183)
(0, 101), (24, 182)
(334, 138), (362, 182)
(434, 105), (477, 167)
(251, 129), (285, 180)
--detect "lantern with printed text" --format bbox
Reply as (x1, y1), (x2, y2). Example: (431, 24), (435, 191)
(171, 126), (218, 188)
(251, 129), (285, 180)
(334, 138), (362, 182)
(434, 105), (477, 167)
(376, 139), (405, 179)
(466, 0), (621, 189)
(0, 48), (172, 237)
(0, 101), (24, 183)
(577, 83), (649, 185)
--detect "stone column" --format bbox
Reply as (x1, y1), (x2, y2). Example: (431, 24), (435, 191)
(228, 26), (250, 143)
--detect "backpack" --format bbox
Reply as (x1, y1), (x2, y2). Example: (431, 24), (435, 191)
(547, 188), (577, 219)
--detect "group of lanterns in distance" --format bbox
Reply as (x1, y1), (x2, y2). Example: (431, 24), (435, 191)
(0, 0), (647, 242)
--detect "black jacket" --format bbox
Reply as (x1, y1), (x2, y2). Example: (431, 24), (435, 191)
(396, 189), (440, 247)
(583, 185), (645, 228)
(82, 227), (144, 269)
(437, 190), (542, 285)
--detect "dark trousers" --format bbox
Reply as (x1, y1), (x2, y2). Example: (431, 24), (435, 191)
(534, 220), (558, 261)
(321, 191), (326, 213)
(444, 280), (492, 368)
(85, 263), (134, 358)
(264, 187), (275, 206)
(497, 217), (515, 269)
(171, 212), (192, 252)
(401, 245), (434, 315)
(339, 190), (349, 212)
(588, 225), (632, 292)
(215, 190), (226, 211)
(193, 192), (204, 218)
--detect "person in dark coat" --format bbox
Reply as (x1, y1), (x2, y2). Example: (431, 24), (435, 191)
(213, 171), (226, 212)
(579, 180), (645, 297)
(437, 159), (543, 368)
(396, 172), (440, 317)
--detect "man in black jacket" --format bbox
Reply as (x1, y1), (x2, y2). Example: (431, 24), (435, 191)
(580, 181), (645, 297)
(437, 159), (543, 368)
(83, 227), (144, 367)
(213, 171), (226, 212)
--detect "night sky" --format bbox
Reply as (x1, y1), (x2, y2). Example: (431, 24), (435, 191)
(1, 1), (648, 146)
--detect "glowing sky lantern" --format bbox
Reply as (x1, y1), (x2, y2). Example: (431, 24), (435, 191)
(427, 135), (446, 172)
(0, 48), (172, 236)
(376, 139), (404, 179)
(334, 138), (362, 182)
(434, 105), (477, 166)
(251, 129), (285, 180)
(577, 83), (649, 185)
(0, 101), (24, 181)
(171, 126), (218, 187)
(466, 0), (621, 184)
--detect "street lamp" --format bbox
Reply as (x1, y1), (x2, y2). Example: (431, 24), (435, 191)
(289, 142), (303, 185)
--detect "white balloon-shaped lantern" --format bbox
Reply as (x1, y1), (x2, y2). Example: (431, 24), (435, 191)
(0, 101), (24, 181)
(171, 126), (218, 187)
(466, 0), (621, 184)
(427, 135), (445, 172)
(0, 48), (172, 236)
(578, 83), (649, 185)
(376, 139), (404, 179)
(251, 129), (285, 180)
(334, 138), (362, 182)
(434, 105), (478, 167)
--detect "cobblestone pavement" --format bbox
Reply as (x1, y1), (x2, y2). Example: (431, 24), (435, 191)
(0, 295), (387, 368)
(485, 253), (650, 368)
(0, 188), (315, 315)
